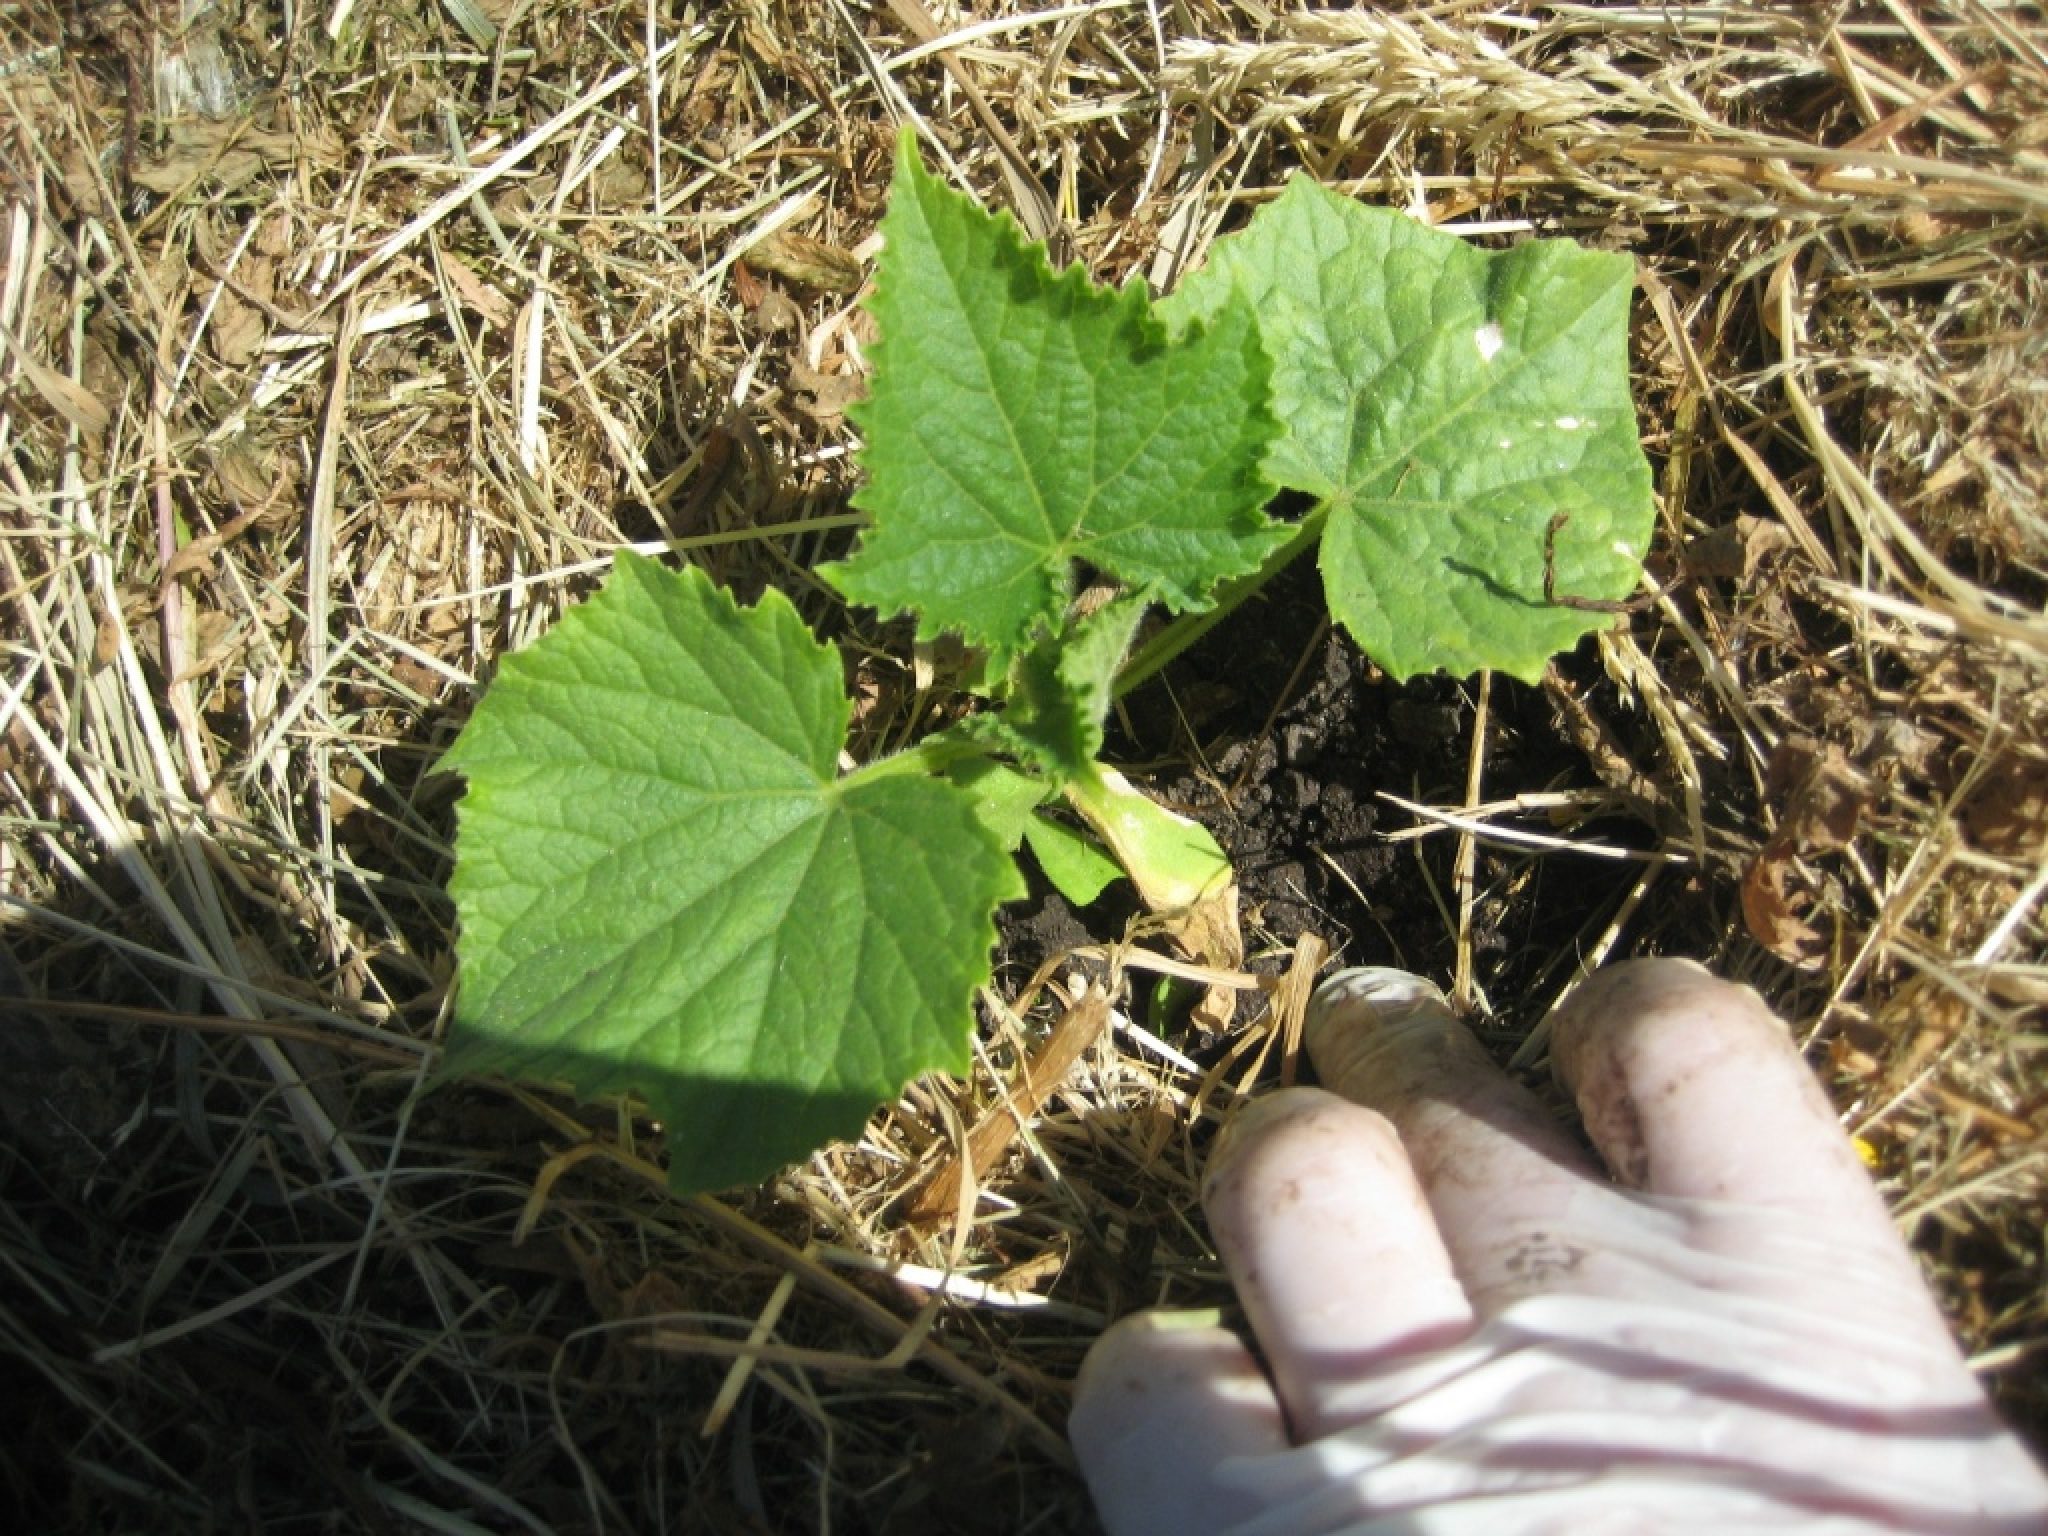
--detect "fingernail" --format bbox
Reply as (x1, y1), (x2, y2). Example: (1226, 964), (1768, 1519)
(1306, 967), (1448, 1046)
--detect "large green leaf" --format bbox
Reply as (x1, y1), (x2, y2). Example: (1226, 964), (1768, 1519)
(443, 555), (1020, 1193)
(1162, 178), (1655, 681)
(827, 132), (1284, 656)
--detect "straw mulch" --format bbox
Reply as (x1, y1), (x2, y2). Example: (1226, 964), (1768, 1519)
(2, 1), (2043, 1530)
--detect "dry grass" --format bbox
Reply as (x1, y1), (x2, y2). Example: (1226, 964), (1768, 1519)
(0, 0), (2043, 1530)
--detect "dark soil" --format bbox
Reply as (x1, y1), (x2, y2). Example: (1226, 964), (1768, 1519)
(1012, 553), (1702, 1051)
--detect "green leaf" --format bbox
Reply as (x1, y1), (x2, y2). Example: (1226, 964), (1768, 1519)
(950, 756), (1053, 848)
(443, 555), (1021, 1193)
(999, 596), (1146, 782)
(827, 131), (1285, 655)
(1022, 816), (1122, 907)
(1162, 178), (1655, 682)
(951, 758), (1123, 907)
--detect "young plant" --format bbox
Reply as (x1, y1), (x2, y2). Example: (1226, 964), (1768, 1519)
(441, 132), (1653, 1193)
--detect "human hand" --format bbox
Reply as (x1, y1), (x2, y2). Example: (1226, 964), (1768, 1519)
(1070, 960), (2048, 1533)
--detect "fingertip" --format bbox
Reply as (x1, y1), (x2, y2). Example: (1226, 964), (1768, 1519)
(1070, 1311), (1287, 1536)
(1203, 1087), (1472, 1439)
(1548, 958), (1882, 1217)
(1302, 970), (1585, 1176)
(1301, 967), (1455, 1092)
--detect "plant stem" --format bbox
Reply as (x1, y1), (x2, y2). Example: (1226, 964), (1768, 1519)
(1112, 504), (1327, 697)
(1061, 761), (1231, 911)
(839, 730), (994, 788)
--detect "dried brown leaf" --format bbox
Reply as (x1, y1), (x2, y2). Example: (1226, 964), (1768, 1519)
(787, 357), (861, 421)
(1741, 846), (1828, 966)
(440, 252), (516, 330)
(1685, 513), (1797, 582)
(1764, 735), (1869, 851)
(10, 344), (110, 438)
(746, 231), (865, 294)
(1964, 753), (2048, 856)
(1742, 738), (1872, 965)
(1167, 881), (1245, 1034)
(209, 291), (267, 367)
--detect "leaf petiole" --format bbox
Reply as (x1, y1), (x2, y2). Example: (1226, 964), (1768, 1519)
(837, 729), (997, 790)
(1113, 505), (1328, 698)
(1060, 761), (1232, 912)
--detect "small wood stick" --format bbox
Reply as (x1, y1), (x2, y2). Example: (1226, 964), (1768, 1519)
(1274, 932), (1330, 1088)
(1544, 511), (1659, 614)
(902, 988), (1111, 1226)
(1453, 671), (1491, 1012)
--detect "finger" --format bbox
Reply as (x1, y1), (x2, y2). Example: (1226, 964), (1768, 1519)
(1546, 958), (1975, 1351)
(1070, 1311), (1288, 1536)
(1304, 968), (1604, 1305)
(1547, 958), (1891, 1221)
(1203, 1089), (1474, 1439)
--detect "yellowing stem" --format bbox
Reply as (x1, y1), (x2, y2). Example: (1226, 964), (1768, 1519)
(1062, 765), (1230, 911)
